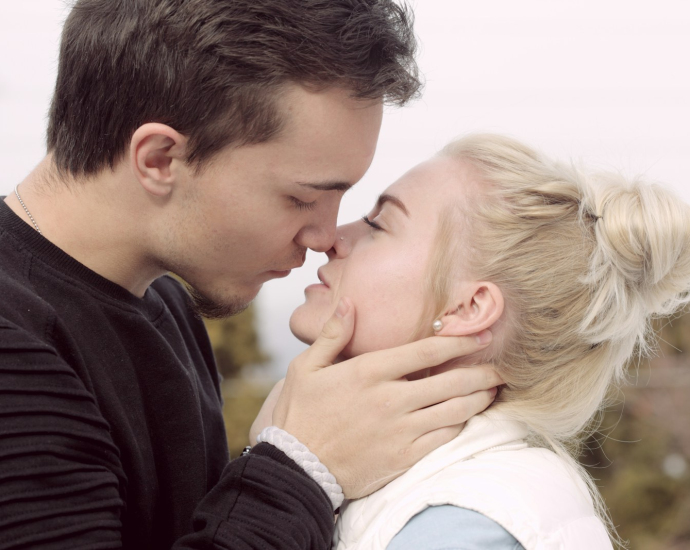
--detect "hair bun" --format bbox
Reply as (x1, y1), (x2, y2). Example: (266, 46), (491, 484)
(580, 173), (690, 345)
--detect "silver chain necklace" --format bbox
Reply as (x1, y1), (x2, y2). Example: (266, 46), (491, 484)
(14, 184), (42, 235)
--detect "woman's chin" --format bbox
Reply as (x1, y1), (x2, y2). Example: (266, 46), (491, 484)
(289, 308), (319, 345)
(292, 330), (316, 346)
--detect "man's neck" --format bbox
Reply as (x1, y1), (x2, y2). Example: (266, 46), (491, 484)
(4, 155), (166, 297)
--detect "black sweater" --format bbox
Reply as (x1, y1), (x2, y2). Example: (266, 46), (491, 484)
(0, 199), (333, 549)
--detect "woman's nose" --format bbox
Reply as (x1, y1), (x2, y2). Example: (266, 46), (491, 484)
(327, 221), (362, 259)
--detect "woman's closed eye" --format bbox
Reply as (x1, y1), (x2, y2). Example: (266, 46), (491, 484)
(361, 215), (383, 231)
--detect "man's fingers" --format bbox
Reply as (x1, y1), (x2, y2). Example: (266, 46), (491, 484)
(299, 298), (355, 370)
(411, 389), (497, 433)
(405, 365), (503, 411)
(362, 331), (493, 381)
(409, 424), (464, 463)
(273, 300), (354, 428)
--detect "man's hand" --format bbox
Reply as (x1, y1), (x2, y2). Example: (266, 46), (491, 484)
(272, 298), (501, 499)
(249, 378), (284, 445)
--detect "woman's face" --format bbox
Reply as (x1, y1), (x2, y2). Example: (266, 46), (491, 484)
(290, 155), (472, 357)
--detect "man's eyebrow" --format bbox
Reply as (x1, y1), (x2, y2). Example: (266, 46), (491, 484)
(377, 193), (410, 217)
(297, 181), (353, 192)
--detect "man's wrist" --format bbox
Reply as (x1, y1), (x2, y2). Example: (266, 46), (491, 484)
(256, 426), (344, 510)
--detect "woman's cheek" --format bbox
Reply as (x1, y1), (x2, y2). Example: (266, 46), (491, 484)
(343, 292), (402, 356)
(340, 247), (426, 354)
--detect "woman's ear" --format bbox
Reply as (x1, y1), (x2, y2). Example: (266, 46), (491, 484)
(435, 281), (504, 336)
(129, 123), (188, 198)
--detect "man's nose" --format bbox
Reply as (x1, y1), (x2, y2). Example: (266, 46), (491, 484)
(294, 220), (337, 253)
(295, 196), (347, 252)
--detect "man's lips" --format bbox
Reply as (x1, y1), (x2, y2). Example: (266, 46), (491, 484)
(271, 250), (308, 274)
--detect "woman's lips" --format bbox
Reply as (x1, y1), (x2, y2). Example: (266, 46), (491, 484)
(304, 268), (330, 293)
(317, 268), (330, 288)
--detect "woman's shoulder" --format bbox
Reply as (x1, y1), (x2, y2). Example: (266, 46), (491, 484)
(410, 447), (611, 549)
(335, 418), (613, 550)
(436, 446), (595, 518)
(387, 506), (525, 550)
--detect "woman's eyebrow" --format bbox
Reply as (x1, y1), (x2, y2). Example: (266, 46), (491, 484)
(377, 193), (409, 217)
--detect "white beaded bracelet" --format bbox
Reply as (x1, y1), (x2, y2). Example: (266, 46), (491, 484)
(257, 426), (344, 510)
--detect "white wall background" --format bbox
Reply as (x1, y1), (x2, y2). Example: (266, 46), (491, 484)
(1, 1), (689, 377)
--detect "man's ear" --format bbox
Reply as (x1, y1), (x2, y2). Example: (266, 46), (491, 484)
(435, 281), (504, 336)
(130, 123), (188, 198)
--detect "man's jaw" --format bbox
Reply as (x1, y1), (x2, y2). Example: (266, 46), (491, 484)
(187, 249), (308, 319)
(185, 282), (254, 319)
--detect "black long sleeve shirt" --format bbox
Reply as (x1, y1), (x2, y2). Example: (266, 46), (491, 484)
(0, 199), (333, 549)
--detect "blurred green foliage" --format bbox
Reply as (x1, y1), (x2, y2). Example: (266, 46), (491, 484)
(584, 407), (690, 549)
(583, 311), (690, 550)
(221, 379), (271, 458)
(203, 306), (272, 458)
(204, 306), (269, 379)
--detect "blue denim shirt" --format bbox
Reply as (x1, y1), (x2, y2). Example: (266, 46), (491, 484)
(387, 505), (525, 550)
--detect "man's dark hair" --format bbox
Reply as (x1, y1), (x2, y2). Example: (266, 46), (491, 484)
(47, 0), (421, 176)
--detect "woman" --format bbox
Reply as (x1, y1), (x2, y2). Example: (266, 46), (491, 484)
(289, 134), (690, 549)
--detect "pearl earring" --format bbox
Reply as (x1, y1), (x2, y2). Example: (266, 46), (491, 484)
(432, 319), (443, 332)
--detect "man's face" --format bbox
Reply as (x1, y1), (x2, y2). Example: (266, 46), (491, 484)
(164, 85), (383, 316)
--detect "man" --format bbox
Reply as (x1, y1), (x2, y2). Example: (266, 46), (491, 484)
(0, 1), (500, 548)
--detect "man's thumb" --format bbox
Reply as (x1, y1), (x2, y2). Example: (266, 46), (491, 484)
(305, 298), (355, 368)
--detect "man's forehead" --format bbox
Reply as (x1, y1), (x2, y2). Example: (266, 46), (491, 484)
(277, 85), (383, 137)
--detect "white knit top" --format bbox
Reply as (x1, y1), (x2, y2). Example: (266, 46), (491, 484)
(333, 411), (613, 550)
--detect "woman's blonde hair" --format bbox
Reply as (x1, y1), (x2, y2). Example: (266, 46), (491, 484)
(429, 134), (690, 546)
